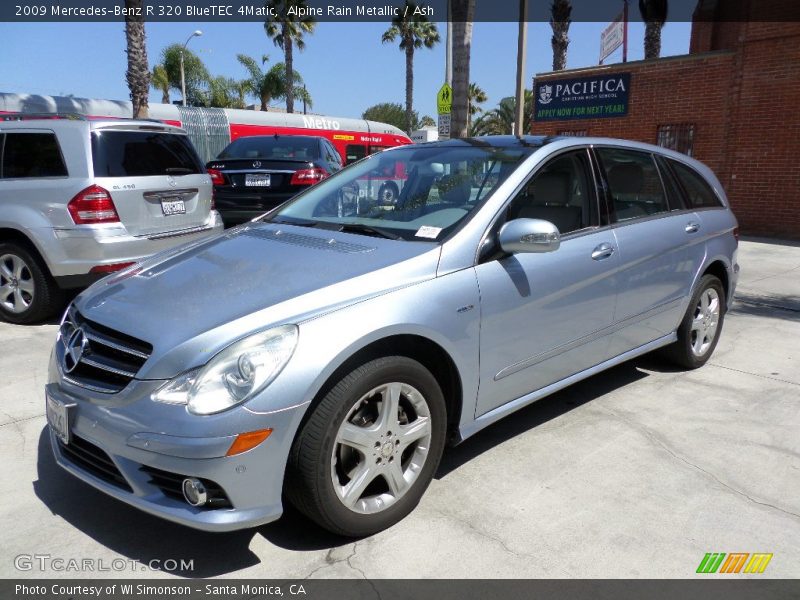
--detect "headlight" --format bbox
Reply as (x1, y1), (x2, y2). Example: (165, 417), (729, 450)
(151, 325), (298, 415)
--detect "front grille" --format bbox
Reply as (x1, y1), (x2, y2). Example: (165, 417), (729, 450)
(59, 434), (132, 492)
(59, 307), (152, 393)
(139, 465), (232, 509)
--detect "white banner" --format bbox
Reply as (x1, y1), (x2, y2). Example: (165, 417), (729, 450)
(600, 15), (624, 63)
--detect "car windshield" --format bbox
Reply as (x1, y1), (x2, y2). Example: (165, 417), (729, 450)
(218, 136), (320, 161)
(264, 143), (533, 241)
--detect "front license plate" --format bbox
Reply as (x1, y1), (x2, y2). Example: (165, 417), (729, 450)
(245, 173), (271, 187)
(46, 394), (74, 445)
(161, 199), (186, 215)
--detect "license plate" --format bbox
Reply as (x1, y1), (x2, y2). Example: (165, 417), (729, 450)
(46, 394), (75, 445)
(161, 199), (186, 216)
(245, 173), (271, 187)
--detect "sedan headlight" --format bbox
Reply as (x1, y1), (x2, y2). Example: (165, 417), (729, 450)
(152, 325), (298, 415)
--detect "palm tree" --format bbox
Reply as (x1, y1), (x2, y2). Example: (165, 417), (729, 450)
(450, 0), (474, 139)
(550, 0), (572, 71)
(471, 92), (533, 137)
(158, 44), (210, 106)
(237, 54), (310, 111)
(123, 0), (149, 118)
(151, 64), (170, 104)
(382, 1), (440, 134)
(467, 82), (487, 134)
(264, 0), (316, 114)
(639, 0), (668, 59)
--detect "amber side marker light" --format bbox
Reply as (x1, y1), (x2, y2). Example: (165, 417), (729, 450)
(226, 429), (273, 456)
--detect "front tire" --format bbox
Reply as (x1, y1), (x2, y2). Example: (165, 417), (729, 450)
(664, 274), (726, 369)
(0, 243), (62, 324)
(285, 356), (447, 537)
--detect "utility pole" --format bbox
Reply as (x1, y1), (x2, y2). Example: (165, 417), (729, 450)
(513, 0), (528, 136)
(445, 1), (453, 86)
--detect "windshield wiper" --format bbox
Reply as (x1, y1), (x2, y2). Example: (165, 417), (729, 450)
(336, 223), (404, 241)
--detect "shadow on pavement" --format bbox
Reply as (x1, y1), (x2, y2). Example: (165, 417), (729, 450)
(731, 294), (800, 322)
(436, 360), (652, 478)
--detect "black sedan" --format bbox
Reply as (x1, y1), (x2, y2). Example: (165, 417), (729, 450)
(206, 135), (343, 227)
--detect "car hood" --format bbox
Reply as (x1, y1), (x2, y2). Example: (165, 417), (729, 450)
(74, 222), (441, 379)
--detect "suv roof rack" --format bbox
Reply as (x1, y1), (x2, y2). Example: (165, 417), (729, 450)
(0, 112), (89, 121)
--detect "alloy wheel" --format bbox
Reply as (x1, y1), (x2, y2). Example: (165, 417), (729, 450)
(331, 382), (432, 514)
(690, 287), (721, 357)
(0, 253), (35, 314)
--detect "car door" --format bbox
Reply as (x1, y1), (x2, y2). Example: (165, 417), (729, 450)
(594, 146), (706, 357)
(474, 149), (620, 417)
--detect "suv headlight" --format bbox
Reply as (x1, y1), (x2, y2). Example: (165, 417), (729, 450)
(152, 325), (298, 415)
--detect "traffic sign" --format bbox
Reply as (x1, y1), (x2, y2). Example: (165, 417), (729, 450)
(438, 113), (451, 140)
(437, 83), (452, 115)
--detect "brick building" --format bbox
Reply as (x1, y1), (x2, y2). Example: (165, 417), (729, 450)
(531, 8), (800, 238)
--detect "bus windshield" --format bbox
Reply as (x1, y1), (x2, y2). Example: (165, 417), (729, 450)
(263, 143), (533, 242)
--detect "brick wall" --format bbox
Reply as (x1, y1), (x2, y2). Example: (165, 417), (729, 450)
(532, 23), (800, 238)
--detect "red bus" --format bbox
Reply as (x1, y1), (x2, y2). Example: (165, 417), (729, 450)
(0, 92), (412, 165)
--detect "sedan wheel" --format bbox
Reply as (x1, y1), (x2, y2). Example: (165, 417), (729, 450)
(286, 356), (446, 537)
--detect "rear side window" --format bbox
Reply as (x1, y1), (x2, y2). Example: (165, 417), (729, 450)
(669, 160), (723, 209)
(91, 130), (203, 177)
(217, 136), (320, 161)
(1, 132), (67, 179)
(596, 148), (669, 222)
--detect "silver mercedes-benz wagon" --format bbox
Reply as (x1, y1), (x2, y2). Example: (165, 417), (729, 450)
(46, 136), (738, 536)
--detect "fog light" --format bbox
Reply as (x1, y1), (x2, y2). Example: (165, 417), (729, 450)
(182, 478), (207, 506)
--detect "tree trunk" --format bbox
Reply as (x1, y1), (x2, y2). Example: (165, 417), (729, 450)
(285, 32), (294, 113)
(644, 21), (663, 59)
(451, 9), (474, 139)
(405, 41), (414, 135)
(124, 0), (149, 118)
(261, 94), (269, 111)
(161, 91), (170, 104)
(551, 23), (569, 70)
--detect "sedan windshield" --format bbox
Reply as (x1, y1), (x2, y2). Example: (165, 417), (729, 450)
(265, 143), (533, 241)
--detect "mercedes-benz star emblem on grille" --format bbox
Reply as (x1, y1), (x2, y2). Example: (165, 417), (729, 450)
(63, 327), (88, 374)
(253, 161), (262, 168)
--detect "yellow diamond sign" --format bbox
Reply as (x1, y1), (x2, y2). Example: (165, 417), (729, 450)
(437, 83), (452, 115)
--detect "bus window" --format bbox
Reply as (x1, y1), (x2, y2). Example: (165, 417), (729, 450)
(345, 144), (367, 165)
(368, 146), (389, 155)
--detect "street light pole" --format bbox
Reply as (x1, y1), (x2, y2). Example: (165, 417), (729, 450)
(513, 0), (528, 136)
(180, 30), (203, 107)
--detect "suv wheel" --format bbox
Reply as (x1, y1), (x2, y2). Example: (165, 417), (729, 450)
(286, 356), (447, 537)
(664, 274), (726, 369)
(0, 243), (62, 324)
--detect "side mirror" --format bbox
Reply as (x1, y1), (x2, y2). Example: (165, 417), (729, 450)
(498, 218), (561, 254)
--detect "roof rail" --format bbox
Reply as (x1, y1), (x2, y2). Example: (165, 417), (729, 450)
(0, 112), (89, 121)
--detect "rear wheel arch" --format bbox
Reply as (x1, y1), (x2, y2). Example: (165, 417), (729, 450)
(702, 259), (730, 304)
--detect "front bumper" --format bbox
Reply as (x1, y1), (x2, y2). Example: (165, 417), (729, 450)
(45, 365), (305, 532)
(40, 211), (224, 278)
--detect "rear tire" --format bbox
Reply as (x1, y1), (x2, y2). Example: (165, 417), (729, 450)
(0, 243), (63, 324)
(285, 356), (446, 537)
(663, 274), (726, 369)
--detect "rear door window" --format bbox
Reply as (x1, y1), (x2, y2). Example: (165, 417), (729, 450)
(1, 132), (67, 178)
(668, 159), (723, 208)
(596, 148), (669, 222)
(91, 130), (204, 177)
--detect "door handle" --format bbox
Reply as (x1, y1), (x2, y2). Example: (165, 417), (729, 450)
(591, 243), (615, 261)
(685, 221), (701, 234)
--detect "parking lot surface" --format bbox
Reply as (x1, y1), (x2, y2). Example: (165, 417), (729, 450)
(1, 239), (798, 579)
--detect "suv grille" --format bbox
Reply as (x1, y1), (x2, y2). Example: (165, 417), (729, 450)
(59, 435), (132, 492)
(59, 307), (152, 393)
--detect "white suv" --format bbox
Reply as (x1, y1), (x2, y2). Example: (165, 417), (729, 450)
(0, 116), (223, 323)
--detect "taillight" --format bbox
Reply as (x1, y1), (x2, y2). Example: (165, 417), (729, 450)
(67, 185), (119, 224)
(207, 168), (226, 186)
(90, 262), (136, 274)
(290, 167), (328, 186)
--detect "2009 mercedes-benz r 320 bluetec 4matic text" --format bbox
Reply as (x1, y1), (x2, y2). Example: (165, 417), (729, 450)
(46, 136), (739, 536)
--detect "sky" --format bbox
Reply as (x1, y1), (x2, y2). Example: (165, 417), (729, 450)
(0, 19), (690, 120)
